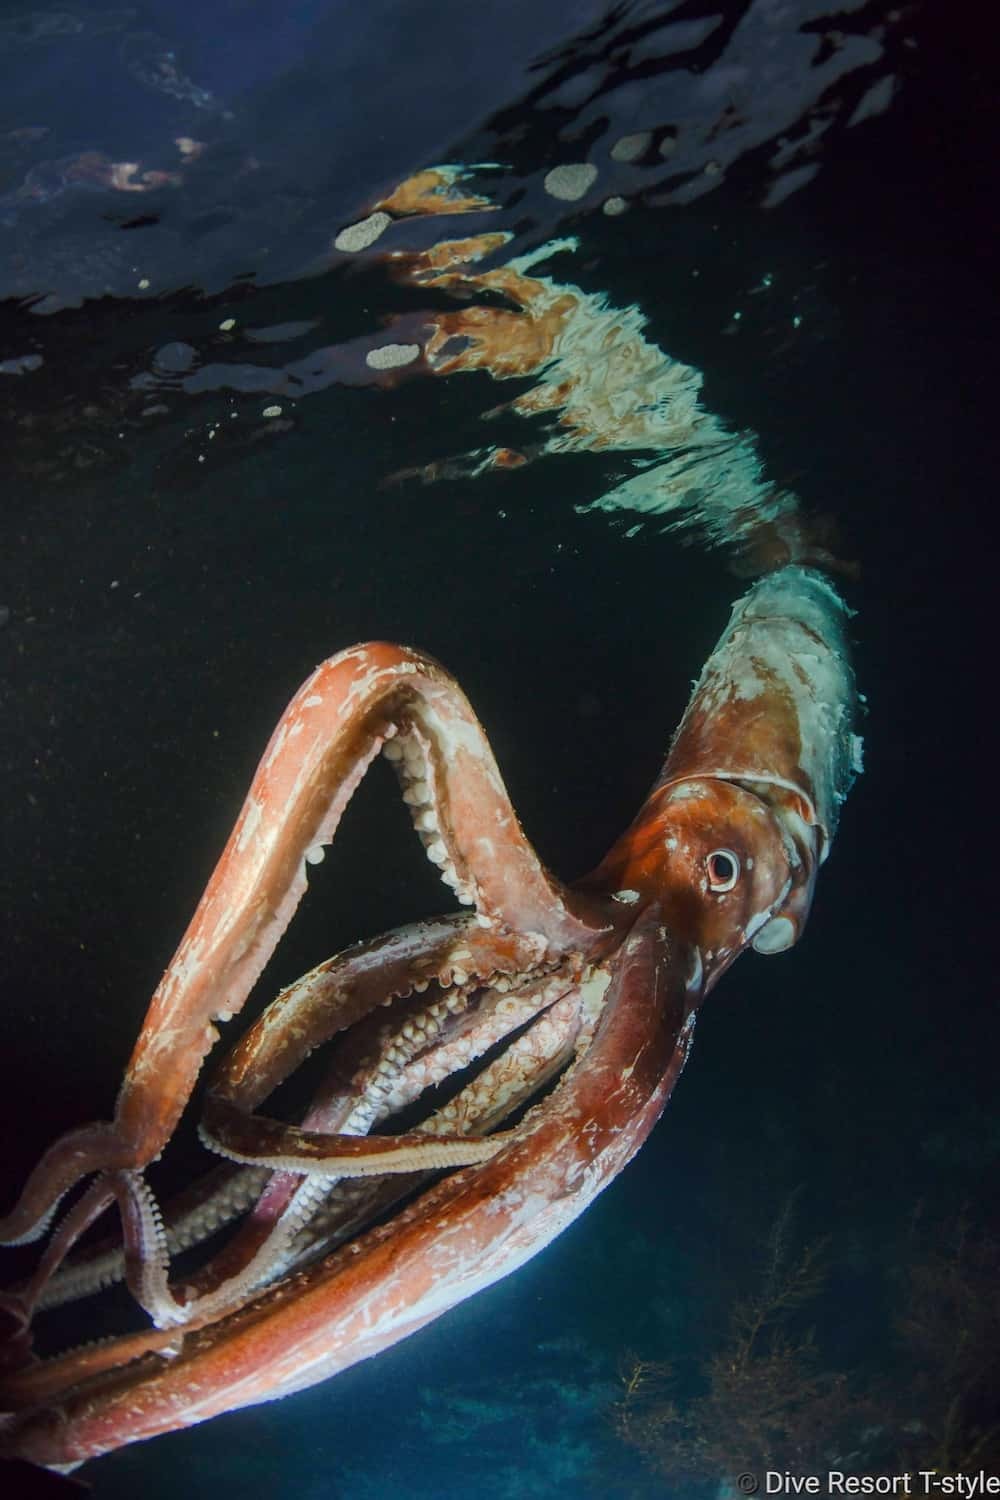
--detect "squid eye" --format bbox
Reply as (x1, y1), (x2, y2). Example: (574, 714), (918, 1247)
(706, 848), (740, 893)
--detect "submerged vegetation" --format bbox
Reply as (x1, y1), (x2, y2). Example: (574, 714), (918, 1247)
(611, 1200), (1000, 1497)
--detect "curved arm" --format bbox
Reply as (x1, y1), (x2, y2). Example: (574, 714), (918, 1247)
(0, 644), (607, 1247)
(3, 908), (693, 1468)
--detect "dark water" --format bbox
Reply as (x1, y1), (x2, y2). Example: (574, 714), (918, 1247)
(0, 3), (996, 1496)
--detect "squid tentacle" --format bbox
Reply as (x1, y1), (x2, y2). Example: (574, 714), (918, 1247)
(0, 646), (611, 1250)
(30, 1165), (271, 1314)
(23, 931), (582, 1325)
(0, 972), (595, 1380)
(0, 566), (859, 1466)
(1, 908), (683, 1466)
(172, 949), (591, 1313)
(3, 1171), (179, 1335)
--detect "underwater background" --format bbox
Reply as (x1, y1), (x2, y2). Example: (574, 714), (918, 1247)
(0, 2), (996, 1496)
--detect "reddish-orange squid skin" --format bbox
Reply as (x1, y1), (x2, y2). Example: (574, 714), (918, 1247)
(5, 910), (690, 1468)
(0, 565), (858, 1467)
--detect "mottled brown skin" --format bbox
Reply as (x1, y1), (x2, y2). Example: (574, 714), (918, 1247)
(585, 778), (794, 980)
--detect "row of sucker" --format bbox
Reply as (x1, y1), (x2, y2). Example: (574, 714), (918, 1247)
(36, 1167), (270, 1312)
(9, 1168), (177, 1336)
(248, 959), (582, 1282)
(280, 964), (600, 1273)
(24, 963), (477, 1329)
(383, 727), (483, 913)
(30, 955), (533, 1317)
(427, 990), (584, 1138)
(377, 958), (580, 1117)
(28, 956), (590, 1333)
(196, 959), (480, 1174)
(178, 966), (495, 1311)
(119, 1171), (187, 1330)
(283, 973), (605, 1273)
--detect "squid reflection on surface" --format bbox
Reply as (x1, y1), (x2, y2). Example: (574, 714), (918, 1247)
(0, 562), (860, 1467)
(159, 161), (857, 580)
